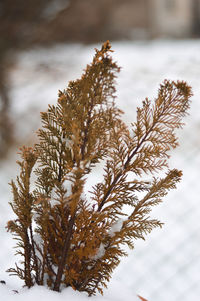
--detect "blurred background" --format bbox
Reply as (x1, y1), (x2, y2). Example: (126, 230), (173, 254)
(0, 1), (200, 300)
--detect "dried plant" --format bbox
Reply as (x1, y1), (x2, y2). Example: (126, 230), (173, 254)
(7, 41), (192, 295)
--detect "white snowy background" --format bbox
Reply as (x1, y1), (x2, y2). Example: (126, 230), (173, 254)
(0, 39), (200, 301)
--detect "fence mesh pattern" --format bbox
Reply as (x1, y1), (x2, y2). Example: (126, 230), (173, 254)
(1, 40), (200, 300)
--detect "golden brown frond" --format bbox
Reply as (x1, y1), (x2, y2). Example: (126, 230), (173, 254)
(7, 42), (191, 295)
(138, 295), (149, 301)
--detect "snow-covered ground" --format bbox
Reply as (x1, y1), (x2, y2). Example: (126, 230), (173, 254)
(1, 39), (200, 301)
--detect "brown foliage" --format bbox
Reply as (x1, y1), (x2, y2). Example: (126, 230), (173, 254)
(138, 295), (149, 301)
(7, 41), (192, 295)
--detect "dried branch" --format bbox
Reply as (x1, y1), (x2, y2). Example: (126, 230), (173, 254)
(7, 41), (192, 295)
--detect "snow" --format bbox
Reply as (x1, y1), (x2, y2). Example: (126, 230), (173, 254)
(93, 243), (106, 260)
(1, 39), (200, 300)
(109, 219), (124, 237)
(0, 281), (140, 301)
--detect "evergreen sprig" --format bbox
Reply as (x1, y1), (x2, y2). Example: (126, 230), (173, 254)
(7, 41), (192, 295)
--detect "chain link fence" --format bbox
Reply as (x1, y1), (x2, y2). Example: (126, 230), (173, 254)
(0, 40), (200, 300)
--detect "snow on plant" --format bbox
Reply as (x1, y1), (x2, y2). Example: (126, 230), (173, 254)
(6, 41), (192, 296)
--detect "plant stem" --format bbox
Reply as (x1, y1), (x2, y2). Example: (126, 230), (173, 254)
(53, 213), (76, 292)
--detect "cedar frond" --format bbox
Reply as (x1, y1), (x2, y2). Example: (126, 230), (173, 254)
(7, 147), (38, 287)
(7, 42), (192, 296)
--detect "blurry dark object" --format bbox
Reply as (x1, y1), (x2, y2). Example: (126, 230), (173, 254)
(193, 0), (200, 35)
(0, 62), (12, 158)
(37, 0), (200, 43)
(38, 0), (149, 44)
(0, 280), (6, 284)
(0, 0), (69, 157)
